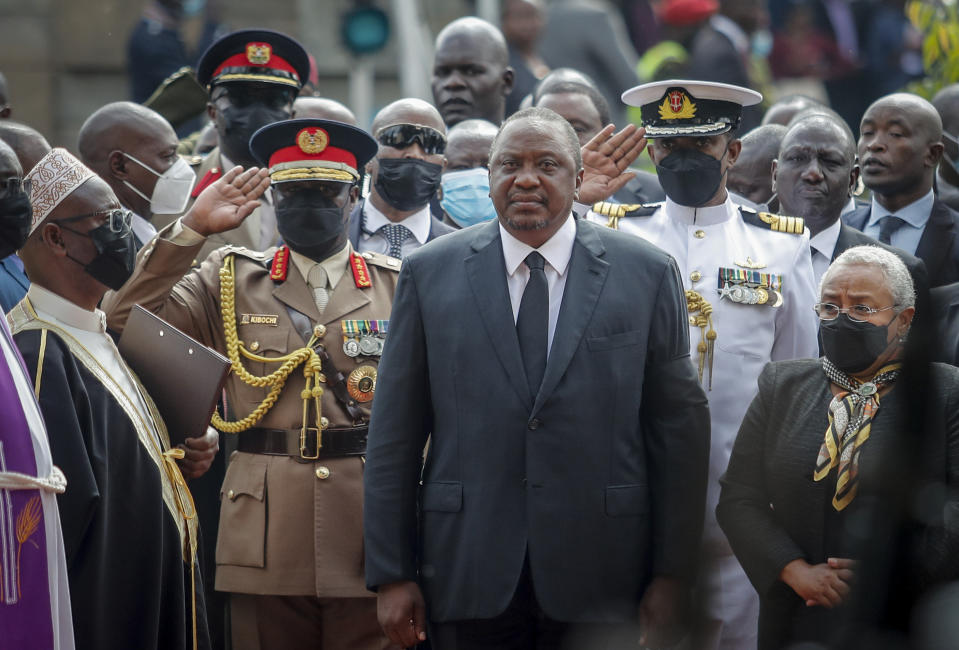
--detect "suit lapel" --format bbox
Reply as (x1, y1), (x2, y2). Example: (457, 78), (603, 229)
(532, 221), (609, 416)
(916, 200), (957, 280)
(833, 223), (855, 261)
(465, 220), (532, 409)
(843, 205), (870, 231)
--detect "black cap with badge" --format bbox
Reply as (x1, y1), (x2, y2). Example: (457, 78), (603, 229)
(622, 80), (762, 138)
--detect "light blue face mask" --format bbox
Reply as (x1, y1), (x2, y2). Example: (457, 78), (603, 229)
(440, 168), (497, 228)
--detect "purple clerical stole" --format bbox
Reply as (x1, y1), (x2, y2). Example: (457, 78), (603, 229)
(0, 318), (55, 649)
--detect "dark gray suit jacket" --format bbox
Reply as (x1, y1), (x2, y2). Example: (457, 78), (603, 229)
(364, 218), (710, 622)
(348, 198), (456, 251)
(931, 281), (959, 365)
(717, 360), (959, 649)
(842, 199), (959, 287)
(833, 222), (929, 297)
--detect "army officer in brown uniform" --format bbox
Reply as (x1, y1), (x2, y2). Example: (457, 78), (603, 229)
(102, 119), (400, 650)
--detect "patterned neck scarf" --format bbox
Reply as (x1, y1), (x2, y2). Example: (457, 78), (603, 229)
(813, 357), (903, 511)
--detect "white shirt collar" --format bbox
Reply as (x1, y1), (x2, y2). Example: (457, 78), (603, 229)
(809, 218), (842, 259)
(499, 214), (576, 277)
(710, 14), (750, 55)
(663, 195), (737, 226)
(27, 283), (106, 333)
(363, 199), (432, 244)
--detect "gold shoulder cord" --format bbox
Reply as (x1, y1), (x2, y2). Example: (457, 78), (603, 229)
(212, 254), (327, 449)
(685, 290), (717, 390)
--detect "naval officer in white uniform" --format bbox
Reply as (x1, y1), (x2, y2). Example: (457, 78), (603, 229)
(588, 80), (820, 650)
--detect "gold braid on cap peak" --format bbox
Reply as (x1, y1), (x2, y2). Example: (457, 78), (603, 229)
(212, 255), (327, 451)
(271, 167), (357, 183)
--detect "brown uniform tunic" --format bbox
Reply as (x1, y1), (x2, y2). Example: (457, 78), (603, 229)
(102, 225), (400, 602)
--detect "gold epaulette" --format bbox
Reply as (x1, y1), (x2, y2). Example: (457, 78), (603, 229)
(759, 211), (805, 234)
(359, 250), (402, 272)
(592, 201), (660, 230)
(738, 206), (805, 235)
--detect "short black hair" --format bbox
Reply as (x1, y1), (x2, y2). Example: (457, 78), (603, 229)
(492, 106), (582, 169)
(534, 81), (611, 127)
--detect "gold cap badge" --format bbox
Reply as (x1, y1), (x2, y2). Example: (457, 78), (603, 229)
(246, 42), (272, 65)
(659, 91), (697, 120)
(297, 128), (329, 155)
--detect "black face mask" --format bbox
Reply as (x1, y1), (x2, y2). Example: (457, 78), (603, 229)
(656, 147), (726, 207)
(64, 223), (136, 291)
(219, 104), (290, 165)
(275, 189), (349, 262)
(819, 314), (894, 375)
(0, 189), (32, 258)
(373, 159), (443, 212)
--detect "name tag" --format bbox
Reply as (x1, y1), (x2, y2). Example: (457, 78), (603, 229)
(240, 313), (279, 326)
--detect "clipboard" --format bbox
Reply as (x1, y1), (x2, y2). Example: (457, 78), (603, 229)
(118, 305), (231, 445)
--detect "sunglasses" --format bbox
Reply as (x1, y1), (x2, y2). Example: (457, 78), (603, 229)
(53, 208), (133, 234)
(375, 123), (447, 155)
(0, 176), (31, 196)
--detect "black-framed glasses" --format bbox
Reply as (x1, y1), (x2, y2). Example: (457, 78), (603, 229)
(53, 208), (133, 234)
(375, 123), (447, 154)
(813, 302), (898, 322)
(0, 177), (31, 196)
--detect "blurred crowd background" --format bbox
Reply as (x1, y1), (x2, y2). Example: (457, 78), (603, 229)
(1, 0), (955, 149)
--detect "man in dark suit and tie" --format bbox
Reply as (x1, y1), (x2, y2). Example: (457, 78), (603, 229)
(773, 113), (926, 290)
(842, 93), (959, 287)
(363, 107), (710, 649)
(348, 99), (455, 259)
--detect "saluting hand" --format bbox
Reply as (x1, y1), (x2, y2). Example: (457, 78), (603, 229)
(578, 124), (648, 206)
(182, 166), (271, 237)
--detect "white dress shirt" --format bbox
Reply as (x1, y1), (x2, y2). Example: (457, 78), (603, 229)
(26, 284), (158, 442)
(808, 218), (842, 286)
(499, 214), (576, 355)
(358, 200), (432, 258)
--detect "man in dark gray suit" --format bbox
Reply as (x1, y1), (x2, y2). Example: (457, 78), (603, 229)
(363, 107), (710, 649)
(842, 93), (959, 287)
(349, 99), (455, 258)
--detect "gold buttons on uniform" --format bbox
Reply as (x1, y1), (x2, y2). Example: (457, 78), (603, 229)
(690, 270), (702, 283)
(249, 341), (260, 352)
(694, 229), (706, 239)
(317, 373), (327, 383)
(320, 416), (330, 428)
(227, 489), (236, 500)
(315, 466), (331, 480)
(313, 324), (327, 337)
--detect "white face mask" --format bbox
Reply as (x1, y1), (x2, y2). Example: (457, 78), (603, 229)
(121, 152), (196, 215)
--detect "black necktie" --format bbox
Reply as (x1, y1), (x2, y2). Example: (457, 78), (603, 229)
(878, 215), (905, 245)
(516, 251), (548, 397)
